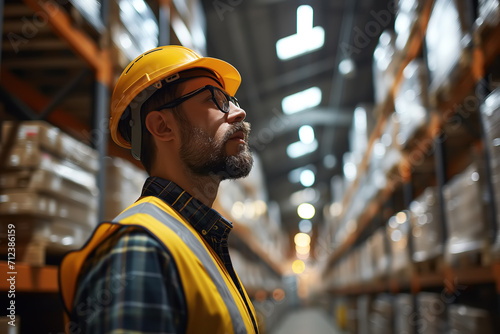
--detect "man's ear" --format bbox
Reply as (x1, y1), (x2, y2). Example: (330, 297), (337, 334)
(145, 110), (177, 142)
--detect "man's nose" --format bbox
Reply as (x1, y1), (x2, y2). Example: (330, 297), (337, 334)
(227, 103), (246, 123)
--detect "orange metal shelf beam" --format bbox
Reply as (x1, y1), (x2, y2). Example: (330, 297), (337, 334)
(0, 261), (58, 293)
(1, 68), (144, 170)
(21, 0), (112, 87)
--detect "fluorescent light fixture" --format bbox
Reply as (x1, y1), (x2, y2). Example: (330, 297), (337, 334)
(297, 203), (315, 219)
(282, 87), (322, 115)
(339, 58), (356, 77)
(287, 139), (318, 159)
(300, 169), (315, 187)
(299, 220), (312, 233)
(299, 125), (315, 144)
(276, 5), (325, 60)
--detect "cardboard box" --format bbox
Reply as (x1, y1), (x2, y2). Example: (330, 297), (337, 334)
(410, 187), (444, 263)
(417, 293), (448, 334)
(426, 0), (474, 99)
(0, 190), (97, 227)
(393, 59), (430, 149)
(443, 161), (491, 266)
(386, 210), (412, 278)
(1, 121), (98, 173)
(0, 216), (93, 266)
(480, 88), (500, 258)
(448, 304), (494, 334)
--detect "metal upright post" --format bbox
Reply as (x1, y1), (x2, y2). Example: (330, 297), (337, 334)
(434, 134), (448, 249)
(93, 80), (109, 222)
(0, 0), (4, 70)
(159, 0), (171, 46)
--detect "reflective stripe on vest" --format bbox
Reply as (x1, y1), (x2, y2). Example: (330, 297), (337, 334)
(113, 201), (248, 334)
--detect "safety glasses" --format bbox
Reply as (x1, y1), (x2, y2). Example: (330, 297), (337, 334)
(157, 85), (239, 113)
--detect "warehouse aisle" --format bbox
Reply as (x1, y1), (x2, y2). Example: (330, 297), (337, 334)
(269, 307), (342, 334)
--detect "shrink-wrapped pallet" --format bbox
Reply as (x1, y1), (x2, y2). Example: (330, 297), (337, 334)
(386, 210), (412, 278)
(395, 0), (426, 53)
(417, 293), (448, 334)
(409, 187), (444, 265)
(393, 59), (430, 149)
(369, 227), (390, 280)
(477, 0), (500, 27)
(0, 121), (99, 265)
(369, 294), (394, 334)
(2, 121), (99, 173)
(443, 161), (492, 267)
(110, 0), (158, 65)
(349, 104), (376, 162)
(394, 294), (415, 334)
(425, 0), (474, 99)
(480, 88), (500, 258)
(357, 295), (373, 334)
(373, 30), (401, 104)
(448, 304), (494, 334)
(104, 156), (147, 221)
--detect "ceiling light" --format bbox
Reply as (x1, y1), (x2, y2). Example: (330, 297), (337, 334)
(287, 140), (318, 159)
(299, 169), (315, 187)
(297, 203), (315, 219)
(290, 188), (318, 206)
(338, 58), (356, 77)
(282, 87), (322, 115)
(276, 5), (325, 60)
(292, 259), (306, 274)
(323, 154), (337, 169)
(294, 232), (311, 247)
(299, 220), (312, 233)
(299, 125), (315, 144)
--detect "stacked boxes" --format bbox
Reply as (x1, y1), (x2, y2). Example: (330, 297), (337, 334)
(0, 121), (98, 265)
(425, 0), (474, 98)
(371, 227), (390, 281)
(104, 156), (147, 221)
(442, 161), (492, 267)
(448, 304), (494, 333)
(480, 88), (500, 258)
(386, 211), (412, 279)
(394, 294), (415, 334)
(477, 0), (500, 27)
(409, 187), (444, 265)
(373, 30), (401, 104)
(417, 293), (448, 333)
(369, 294), (394, 334)
(393, 59), (430, 150)
(394, 0), (426, 53)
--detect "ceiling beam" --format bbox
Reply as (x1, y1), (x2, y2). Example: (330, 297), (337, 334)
(258, 56), (337, 93)
(251, 107), (352, 139)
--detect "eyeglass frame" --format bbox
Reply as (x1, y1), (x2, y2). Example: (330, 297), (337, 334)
(156, 85), (240, 113)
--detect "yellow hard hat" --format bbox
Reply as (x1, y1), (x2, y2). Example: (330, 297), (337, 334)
(109, 45), (241, 159)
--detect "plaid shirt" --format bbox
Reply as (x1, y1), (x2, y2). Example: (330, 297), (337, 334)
(73, 176), (258, 333)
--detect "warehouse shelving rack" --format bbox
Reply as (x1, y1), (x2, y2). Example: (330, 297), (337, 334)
(320, 0), (500, 309)
(0, 2), (283, 330)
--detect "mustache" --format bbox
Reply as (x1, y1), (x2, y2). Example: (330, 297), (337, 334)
(224, 121), (251, 142)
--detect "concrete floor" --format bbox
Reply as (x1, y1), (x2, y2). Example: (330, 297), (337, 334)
(269, 307), (344, 334)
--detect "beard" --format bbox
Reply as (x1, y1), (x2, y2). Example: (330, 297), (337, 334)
(179, 121), (253, 180)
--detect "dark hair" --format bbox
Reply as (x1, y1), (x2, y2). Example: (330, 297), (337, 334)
(139, 83), (181, 175)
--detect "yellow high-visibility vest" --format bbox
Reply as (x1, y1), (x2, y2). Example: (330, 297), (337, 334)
(60, 196), (258, 334)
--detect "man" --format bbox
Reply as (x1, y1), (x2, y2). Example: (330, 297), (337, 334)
(59, 45), (259, 334)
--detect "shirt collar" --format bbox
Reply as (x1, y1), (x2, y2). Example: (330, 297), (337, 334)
(140, 176), (233, 243)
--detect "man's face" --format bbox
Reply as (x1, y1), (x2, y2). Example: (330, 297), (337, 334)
(174, 77), (253, 180)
